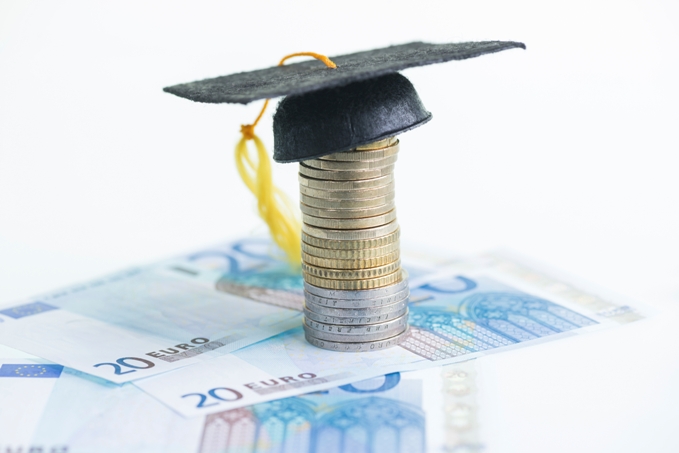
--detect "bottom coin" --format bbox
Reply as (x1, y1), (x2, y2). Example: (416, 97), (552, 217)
(304, 327), (410, 352)
(303, 322), (407, 342)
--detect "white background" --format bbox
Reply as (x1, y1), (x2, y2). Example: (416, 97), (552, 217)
(1, 1), (677, 451)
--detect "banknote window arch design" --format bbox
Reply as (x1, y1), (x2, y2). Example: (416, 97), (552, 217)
(401, 292), (597, 360)
(461, 292), (597, 341)
(199, 397), (424, 453)
(200, 399), (316, 453)
(311, 397), (425, 453)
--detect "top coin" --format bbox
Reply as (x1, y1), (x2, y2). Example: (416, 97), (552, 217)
(355, 137), (397, 150)
(319, 141), (400, 162)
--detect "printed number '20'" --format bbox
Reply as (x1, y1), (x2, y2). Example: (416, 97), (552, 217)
(93, 357), (155, 375)
(182, 387), (243, 408)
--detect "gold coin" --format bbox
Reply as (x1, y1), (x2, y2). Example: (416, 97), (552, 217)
(300, 192), (395, 209)
(299, 201), (395, 219)
(302, 250), (400, 269)
(298, 173), (393, 190)
(303, 210), (397, 230)
(302, 219), (399, 240)
(299, 182), (394, 200)
(320, 141), (399, 162)
(302, 240), (400, 259)
(303, 269), (404, 290)
(303, 154), (398, 171)
(302, 259), (401, 280)
(299, 163), (395, 181)
(302, 228), (400, 250)
(355, 137), (397, 150)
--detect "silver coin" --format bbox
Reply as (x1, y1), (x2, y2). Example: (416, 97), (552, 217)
(299, 163), (396, 181)
(304, 298), (408, 318)
(302, 219), (399, 241)
(304, 286), (409, 309)
(299, 201), (396, 219)
(319, 141), (399, 162)
(298, 182), (394, 200)
(298, 173), (393, 190)
(300, 192), (396, 209)
(303, 323), (407, 343)
(302, 209), (397, 230)
(304, 327), (410, 352)
(303, 154), (398, 171)
(304, 272), (408, 299)
(303, 305), (409, 325)
(304, 311), (408, 335)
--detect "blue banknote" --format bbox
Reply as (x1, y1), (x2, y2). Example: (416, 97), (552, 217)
(0, 238), (310, 383)
(0, 354), (478, 453)
(136, 266), (626, 417)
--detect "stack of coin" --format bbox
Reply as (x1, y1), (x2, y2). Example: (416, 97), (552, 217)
(299, 137), (410, 352)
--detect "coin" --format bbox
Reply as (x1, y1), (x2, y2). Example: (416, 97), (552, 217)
(304, 285), (409, 308)
(299, 163), (396, 181)
(303, 154), (398, 171)
(304, 312), (408, 335)
(303, 323), (407, 342)
(302, 259), (401, 280)
(302, 220), (399, 241)
(300, 201), (395, 220)
(298, 173), (393, 190)
(302, 229), (400, 250)
(298, 182), (394, 200)
(304, 271), (408, 298)
(356, 137), (397, 150)
(304, 327), (410, 352)
(303, 305), (409, 325)
(302, 250), (399, 269)
(300, 192), (395, 210)
(303, 268), (404, 290)
(302, 210), (397, 230)
(305, 298), (408, 318)
(319, 141), (399, 162)
(302, 240), (400, 259)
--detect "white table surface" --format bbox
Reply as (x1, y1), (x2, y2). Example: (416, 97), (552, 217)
(1, 1), (678, 452)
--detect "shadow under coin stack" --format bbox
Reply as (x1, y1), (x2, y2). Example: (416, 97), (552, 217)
(299, 137), (410, 352)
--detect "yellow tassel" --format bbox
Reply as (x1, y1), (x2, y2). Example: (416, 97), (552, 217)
(234, 52), (336, 267)
(235, 129), (301, 266)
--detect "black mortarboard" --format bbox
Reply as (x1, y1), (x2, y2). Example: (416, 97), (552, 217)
(164, 41), (525, 162)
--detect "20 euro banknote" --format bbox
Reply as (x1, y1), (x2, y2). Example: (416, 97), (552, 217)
(136, 251), (647, 417)
(0, 238), (309, 383)
(0, 352), (482, 453)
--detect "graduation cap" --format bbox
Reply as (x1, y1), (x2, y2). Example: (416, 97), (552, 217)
(164, 41), (525, 265)
(166, 41), (525, 162)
